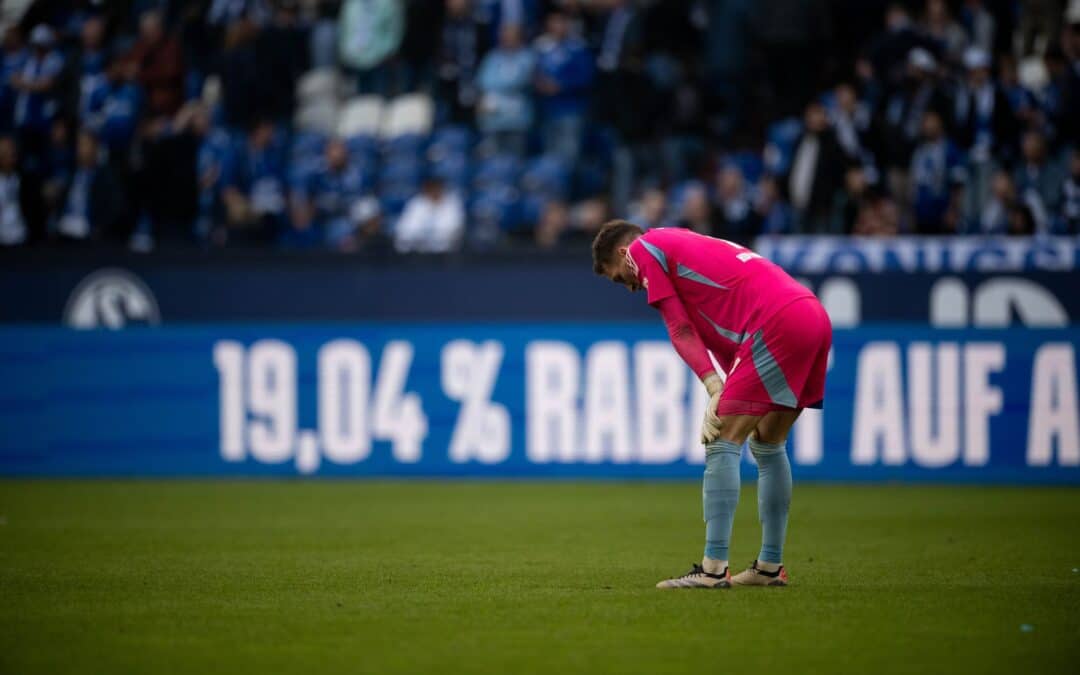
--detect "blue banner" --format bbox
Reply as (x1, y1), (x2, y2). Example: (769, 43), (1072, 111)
(754, 235), (1080, 273)
(1, 324), (1077, 482)
(2, 253), (1078, 324)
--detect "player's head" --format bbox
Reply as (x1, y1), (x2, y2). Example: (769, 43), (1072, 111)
(592, 219), (644, 291)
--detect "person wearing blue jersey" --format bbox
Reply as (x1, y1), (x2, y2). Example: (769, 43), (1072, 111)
(533, 10), (594, 163)
(11, 25), (63, 175)
(289, 137), (370, 250)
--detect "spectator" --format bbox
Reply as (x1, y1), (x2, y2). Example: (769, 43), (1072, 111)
(787, 101), (850, 232)
(476, 22), (534, 156)
(1058, 10), (1080, 147)
(82, 49), (142, 163)
(910, 110), (967, 233)
(207, 0), (271, 27)
(998, 54), (1040, 129)
(41, 118), (73, 222)
(53, 130), (125, 241)
(570, 195), (612, 241)
(256, 0), (308, 123)
(831, 166), (871, 233)
(534, 198), (569, 249)
(436, 0), (482, 124)
(959, 0), (995, 54)
(534, 9), (594, 163)
(754, 174), (796, 235)
(605, 47), (662, 215)
(75, 15), (107, 116)
(864, 3), (936, 90)
(953, 46), (1019, 222)
(187, 103), (232, 241)
(220, 119), (288, 245)
(628, 186), (668, 230)
(594, 0), (641, 76)
(0, 26), (27, 133)
(853, 192), (901, 236)
(220, 16), (261, 129)
(395, 0), (442, 93)
(1006, 202), (1037, 236)
(877, 47), (950, 201)
(1013, 130), (1065, 228)
(0, 135), (27, 245)
(1018, 0), (1064, 56)
(672, 182), (713, 234)
(714, 164), (753, 240)
(290, 138), (369, 248)
(830, 82), (872, 163)
(978, 169), (1015, 233)
(128, 9), (185, 119)
(339, 0), (404, 95)
(11, 25), (63, 172)
(344, 196), (392, 254)
(394, 174), (465, 253)
(309, 0), (341, 69)
(921, 0), (967, 67)
(1061, 148), (1080, 233)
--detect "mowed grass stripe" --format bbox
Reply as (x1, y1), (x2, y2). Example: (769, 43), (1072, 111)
(0, 481), (1077, 675)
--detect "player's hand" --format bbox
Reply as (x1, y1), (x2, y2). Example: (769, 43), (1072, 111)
(701, 374), (723, 444)
(702, 373), (722, 397)
(701, 392), (722, 444)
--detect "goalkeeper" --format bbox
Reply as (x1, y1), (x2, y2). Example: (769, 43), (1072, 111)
(591, 221), (832, 588)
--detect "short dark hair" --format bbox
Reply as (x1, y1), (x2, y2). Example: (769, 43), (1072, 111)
(591, 220), (643, 275)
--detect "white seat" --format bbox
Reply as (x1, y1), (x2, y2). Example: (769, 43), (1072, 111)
(297, 68), (341, 104)
(295, 101), (340, 135)
(379, 93), (434, 139)
(337, 96), (385, 138)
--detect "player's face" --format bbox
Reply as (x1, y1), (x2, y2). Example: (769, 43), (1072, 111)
(605, 248), (642, 292)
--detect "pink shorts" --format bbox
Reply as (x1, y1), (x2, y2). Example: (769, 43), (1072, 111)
(715, 297), (832, 417)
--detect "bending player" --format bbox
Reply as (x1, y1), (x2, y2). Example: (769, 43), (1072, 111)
(591, 221), (831, 588)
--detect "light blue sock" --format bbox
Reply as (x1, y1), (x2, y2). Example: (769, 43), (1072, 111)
(749, 436), (792, 564)
(703, 439), (742, 561)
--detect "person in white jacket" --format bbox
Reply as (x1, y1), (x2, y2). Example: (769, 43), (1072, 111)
(393, 175), (464, 253)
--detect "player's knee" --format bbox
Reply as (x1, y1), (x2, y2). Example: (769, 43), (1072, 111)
(715, 416), (756, 444)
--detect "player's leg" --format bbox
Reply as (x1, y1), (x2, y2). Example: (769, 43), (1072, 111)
(732, 409), (800, 587)
(657, 414), (759, 589)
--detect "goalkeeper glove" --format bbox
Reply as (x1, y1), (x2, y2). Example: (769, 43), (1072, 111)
(701, 373), (723, 444)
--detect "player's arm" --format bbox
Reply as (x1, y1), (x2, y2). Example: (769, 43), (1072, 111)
(655, 295), (721, 397)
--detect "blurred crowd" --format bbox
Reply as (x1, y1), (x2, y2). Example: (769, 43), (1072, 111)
(1, 0), (1079, 252)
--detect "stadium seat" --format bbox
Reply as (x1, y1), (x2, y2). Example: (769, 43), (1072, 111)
(294, 100), (340, 135)
(728, 152), (764, 185)
(380, 93), (434, 140)
(471, 184), (522, 230)
(380, 157), (425, 188)
(338, 96), (385, 138)
(430, 125), (474, 156)
(291, 132), (327, 161)
(518, 192), (549, 227)
(297, 68), (341, 104)
(430, 153), (471, 193)
(472, 154), (522, 192)
(344, 135), (380, 165)
(521, 155), (570, 199)
(382, 133), (429, 159)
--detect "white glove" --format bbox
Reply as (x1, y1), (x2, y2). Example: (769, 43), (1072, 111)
(701, 373), (723, 444)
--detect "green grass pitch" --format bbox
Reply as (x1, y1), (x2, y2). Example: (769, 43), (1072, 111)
(1, 480), (1078, 674)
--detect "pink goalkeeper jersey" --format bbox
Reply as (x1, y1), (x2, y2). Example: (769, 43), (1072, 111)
(627, 228), (814, 371)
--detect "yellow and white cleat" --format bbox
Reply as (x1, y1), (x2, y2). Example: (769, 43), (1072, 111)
(731, 560), (789, 586)
(656, 563), (732, 589)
